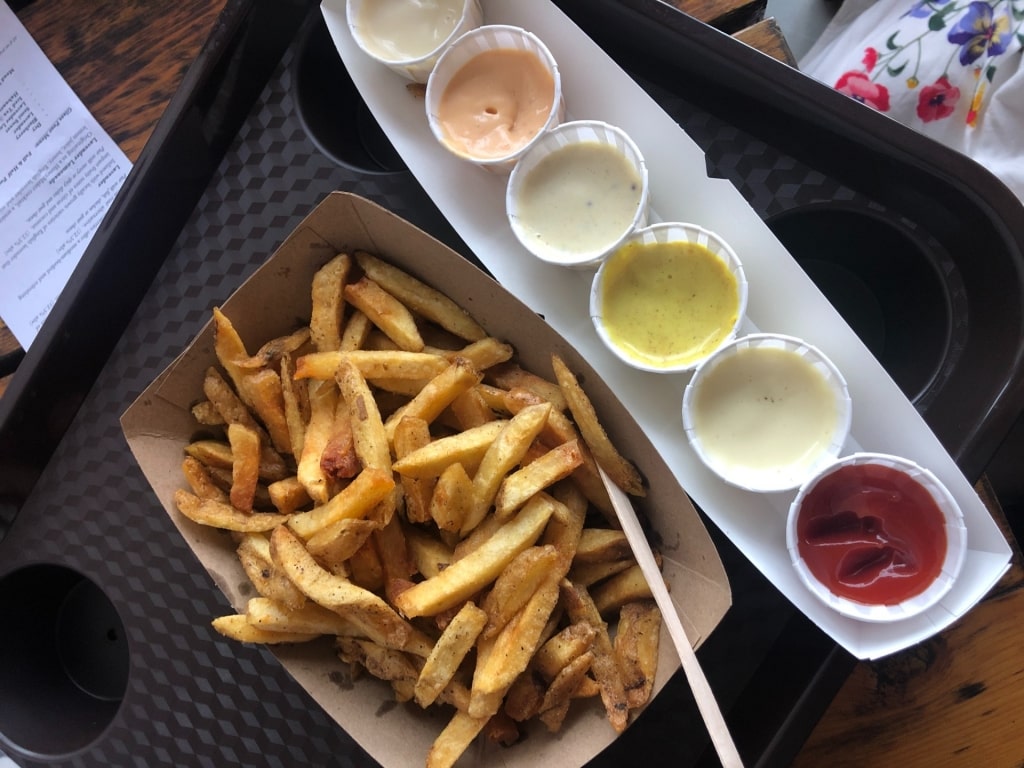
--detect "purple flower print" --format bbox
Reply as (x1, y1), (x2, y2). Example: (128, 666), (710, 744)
(947, 2), (1011, 65)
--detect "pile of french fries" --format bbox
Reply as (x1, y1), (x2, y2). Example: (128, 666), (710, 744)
(175, 250), (664, 767)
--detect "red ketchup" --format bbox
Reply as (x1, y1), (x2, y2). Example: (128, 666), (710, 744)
(796, 463), (948, 606)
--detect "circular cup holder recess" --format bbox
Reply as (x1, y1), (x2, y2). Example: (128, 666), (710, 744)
(292, 13), (408, 175)
(0, 564), (129, 760)
(768, 205), (961, 405)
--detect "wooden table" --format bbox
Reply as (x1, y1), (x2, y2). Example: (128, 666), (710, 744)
(6, 1), (1024, 766)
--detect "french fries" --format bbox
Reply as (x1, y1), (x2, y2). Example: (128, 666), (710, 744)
(176, 251), (668, 768)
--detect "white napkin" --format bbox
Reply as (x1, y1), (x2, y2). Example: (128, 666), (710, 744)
(800, 0), (1024, 204)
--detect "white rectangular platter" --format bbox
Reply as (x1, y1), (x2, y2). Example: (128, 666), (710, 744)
(320, 0), (1011, 659)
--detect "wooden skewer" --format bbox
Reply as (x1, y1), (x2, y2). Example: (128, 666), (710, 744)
(598, 467), (745, 768)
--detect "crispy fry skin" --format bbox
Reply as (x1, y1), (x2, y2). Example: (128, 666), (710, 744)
(551, 353), (645, 497)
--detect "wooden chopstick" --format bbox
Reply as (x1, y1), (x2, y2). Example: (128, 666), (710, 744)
(598, 467), (745, 768)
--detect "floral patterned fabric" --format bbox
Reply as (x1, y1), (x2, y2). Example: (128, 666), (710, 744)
(801, 0), (1024, 203)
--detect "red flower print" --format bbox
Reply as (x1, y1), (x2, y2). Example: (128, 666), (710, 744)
(917, 76), (961, 122)
(835, 71), (891, 112)
(862, 47), (879, 72)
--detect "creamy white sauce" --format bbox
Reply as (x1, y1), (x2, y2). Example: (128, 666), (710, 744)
(690, 346), (840, 488)
(515, 141), (642, 259)
(357, 0), (463, 61)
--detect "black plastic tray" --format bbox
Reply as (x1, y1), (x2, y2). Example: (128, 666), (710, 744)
(3, 0), (1024, 766)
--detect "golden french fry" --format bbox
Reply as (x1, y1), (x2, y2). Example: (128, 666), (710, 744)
(211, 614), (319, 644)
(574, 528), (633, 564)
(236, 533), (306, 610)
(393, 416), (435, 524)
(568, 559), (635, 587)
(295, 350), (448, 381)
(461, 402), (551, 535)
(391, 420), (507, 480)
(414, 602), (488, 708)
(235, 327), (311, 369)
(241, 368), (292, 455)
(551, 353), (645, 497)
(266, 476), (310, 515)
(184, 438), (290, 483)
(488, 362), (568, 412)
(430, 462), (473, 533)
(190, 400), (224, 426)
(374, 514), (416, 605)
(279, 353), (308, 457)
(480, 545), (560, 639)
(441, 337), (514, 370)
(494, 439), (584, 520)
(288, 467), (396, 540)
(319, 410), (360, 484)
(296, 379), (338, 504)
(404, 526), (454, 579)
(384, 357), (482, 443)
(614, 600), (661, 709)
(533, 621), (598, 681)
(346, 536), (386, 593)
(469, 570), (561, 718)
(210, 308), (292, 454)
(337, 637), (420, 687)
(394, 494), (557, 619)
(334, 358), (391, 477)
(344, 276), (424, 352)
(503, 387), (615, 521)
(305, 517), (379, 574)
(541, 483), (587, 568)
(227, 423), (261, 511)
(540, 650), (595, 721)
(339, 309), (373, 351)
(270, 526), (410, 649)
(355, 251), (486, 343)
(591, 564), (655, 617)
(174, 489), (289, 532)
(202, 366), (264, 437)
(181, 456), (229, 502)
(425, 710), (490, 768)
(448, 387), (497, 430)
(561, 579), (630, 733)
(211, 306), (251, 385)
(310, 253), (352, 352)
(246, 596), (359, 636)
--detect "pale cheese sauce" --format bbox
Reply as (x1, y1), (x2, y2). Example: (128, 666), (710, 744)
(437, 48), (555, 159)
(599, 241), (738, 368)
(515, 141), (642, 259)
(690, 346), (840, 487)
(357, 0), (463, 61)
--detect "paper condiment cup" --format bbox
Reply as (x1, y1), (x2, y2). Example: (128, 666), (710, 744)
(682, 333), (852, 492)
(786, 452), (968, 623)
(506, 120), (649, 269)
(346, 0), (483, 83)
(425, 25), (564, 174)
(591, 223), (746, 372)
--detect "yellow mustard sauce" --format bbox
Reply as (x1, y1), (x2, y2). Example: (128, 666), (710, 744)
(600, 240), (739, 368)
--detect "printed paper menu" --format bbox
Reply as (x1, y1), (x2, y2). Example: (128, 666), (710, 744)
(0, 3), (131, 349)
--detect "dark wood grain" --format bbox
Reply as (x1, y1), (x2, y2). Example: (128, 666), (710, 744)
(733, 17), (798, 65)
(17, 0), (229, 163)
(0, 0), (229, 397)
